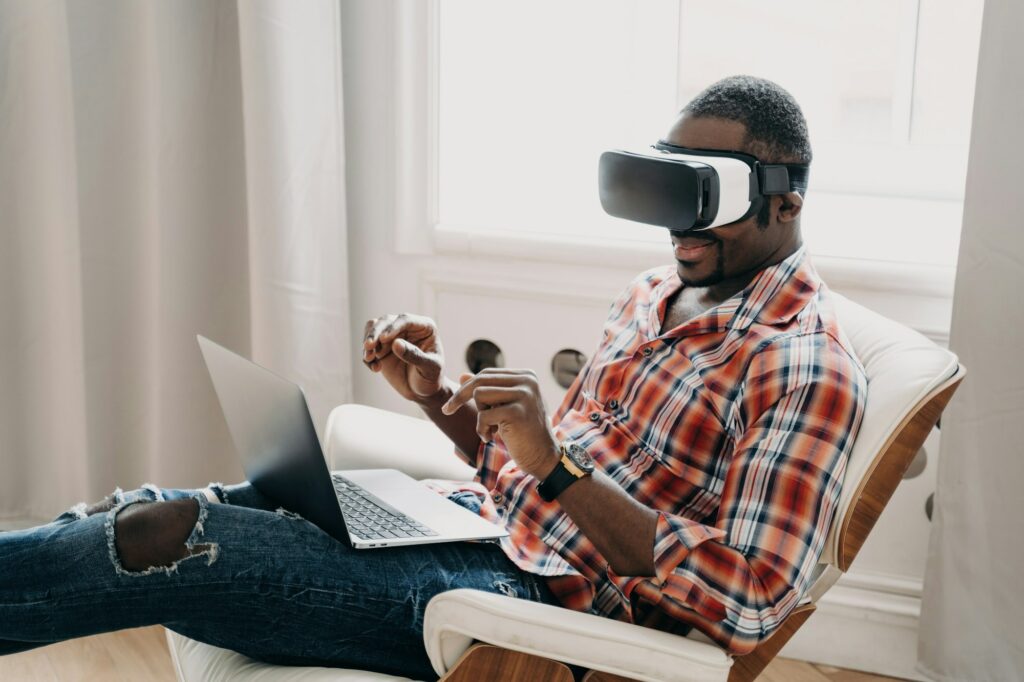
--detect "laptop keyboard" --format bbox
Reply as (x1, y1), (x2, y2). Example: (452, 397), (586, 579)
(331, 475), (439, 540)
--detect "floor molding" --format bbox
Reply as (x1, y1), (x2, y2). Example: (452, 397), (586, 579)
(782, 574), (927, 681)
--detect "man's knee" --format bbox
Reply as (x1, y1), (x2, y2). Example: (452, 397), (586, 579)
(112, 498), (212, 573)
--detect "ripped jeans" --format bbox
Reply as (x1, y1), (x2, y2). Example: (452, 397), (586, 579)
(0, 481), (559, 680)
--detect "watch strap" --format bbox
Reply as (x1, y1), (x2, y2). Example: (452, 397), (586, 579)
(537, 447), (588, 502)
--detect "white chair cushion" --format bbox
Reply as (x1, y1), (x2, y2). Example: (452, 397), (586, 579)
(820, 293), (958, 565)
(324, 404), (473, 480)
(165, 629), (417, 682)
(424, 589), (731, 682)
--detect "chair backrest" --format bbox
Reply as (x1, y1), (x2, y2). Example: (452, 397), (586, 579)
(726, 292), (965, 682)
(824, 292), (962, 572)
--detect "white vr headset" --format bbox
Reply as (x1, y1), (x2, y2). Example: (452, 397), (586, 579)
(598, 141), (810, 231)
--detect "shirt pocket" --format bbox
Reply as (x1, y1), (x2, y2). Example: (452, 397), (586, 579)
(568, 404), (719, 520)
(624, 398), (729, 495)
(631, 443), (724, 521)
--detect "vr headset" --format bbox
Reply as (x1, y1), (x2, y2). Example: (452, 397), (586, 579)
(598, 141), (809, 231)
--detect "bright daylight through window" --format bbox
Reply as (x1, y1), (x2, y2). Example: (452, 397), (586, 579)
(438, 0), (983, 268)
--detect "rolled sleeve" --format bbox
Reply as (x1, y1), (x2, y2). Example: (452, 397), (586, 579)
(607, 512), (729, 622)
(650, 513), (728, 584)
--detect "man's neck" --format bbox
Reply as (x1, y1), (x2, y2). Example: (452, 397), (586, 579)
(692, 239), (802, 307)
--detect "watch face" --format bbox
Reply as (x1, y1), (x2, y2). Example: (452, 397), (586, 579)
(565, 442), (595, 473)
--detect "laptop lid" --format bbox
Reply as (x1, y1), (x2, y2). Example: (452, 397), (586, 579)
(196, 335), (349, 541)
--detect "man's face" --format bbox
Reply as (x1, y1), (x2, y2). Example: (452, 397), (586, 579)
(662, 115), (801, 288)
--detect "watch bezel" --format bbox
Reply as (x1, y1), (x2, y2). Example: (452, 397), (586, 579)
(564, 442), (595, 473)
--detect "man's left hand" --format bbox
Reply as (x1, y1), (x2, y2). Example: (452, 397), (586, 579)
(441, 368), (560, 480)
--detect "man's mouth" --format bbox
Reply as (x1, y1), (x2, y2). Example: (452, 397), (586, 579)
(671, 233), (717, 261)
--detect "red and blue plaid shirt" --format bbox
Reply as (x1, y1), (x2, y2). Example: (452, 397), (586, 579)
(436, 246), (866, 655)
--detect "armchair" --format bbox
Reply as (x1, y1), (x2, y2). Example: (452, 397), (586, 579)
(167, 293), (964, 681)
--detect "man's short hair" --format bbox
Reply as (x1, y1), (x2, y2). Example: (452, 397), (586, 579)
(683, 75), (812, 166)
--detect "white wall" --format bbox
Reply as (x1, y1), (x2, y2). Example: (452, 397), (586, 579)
(340, 2), (955, 677)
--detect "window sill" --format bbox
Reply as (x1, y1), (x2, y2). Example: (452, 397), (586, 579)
(433, 223), (956, 300)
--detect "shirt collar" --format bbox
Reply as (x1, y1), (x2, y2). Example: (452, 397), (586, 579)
(729, 245), (820, 331)
(654, 245), (821, 338)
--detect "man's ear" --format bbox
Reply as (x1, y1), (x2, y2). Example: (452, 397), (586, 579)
(776, 192), (803, 223)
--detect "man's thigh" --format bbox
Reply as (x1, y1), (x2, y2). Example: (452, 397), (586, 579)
(157, 501), (548, 679)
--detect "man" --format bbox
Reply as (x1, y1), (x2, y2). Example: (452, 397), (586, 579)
(0, 76), (864, 679)
(363, 74), (866, 656)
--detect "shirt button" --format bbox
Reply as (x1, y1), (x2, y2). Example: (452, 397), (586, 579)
(589, 411), (601, 422)
(641, 347), (654, 357)
(608, 399), (619, 410)
(492, 491), (503, 504)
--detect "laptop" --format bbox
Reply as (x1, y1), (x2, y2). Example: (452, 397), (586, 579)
(197, 335), (508, 549)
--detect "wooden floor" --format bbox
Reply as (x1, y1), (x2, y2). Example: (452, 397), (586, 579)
(0, 627), (177, 681)
(0, 626), (907, 681)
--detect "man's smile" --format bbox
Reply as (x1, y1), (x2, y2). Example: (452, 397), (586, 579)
(671, 233), (718, 263)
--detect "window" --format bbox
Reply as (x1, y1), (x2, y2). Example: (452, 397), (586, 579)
(438, 0), (983, 268)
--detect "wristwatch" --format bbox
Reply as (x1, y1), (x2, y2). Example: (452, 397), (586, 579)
(537, 441), (595, 502)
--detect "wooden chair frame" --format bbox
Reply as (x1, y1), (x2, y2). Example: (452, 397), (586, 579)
(438, 365), (966, 682)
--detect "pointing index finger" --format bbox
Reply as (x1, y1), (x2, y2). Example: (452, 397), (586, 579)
(441, 372), (534, 415)
(441, 374), (477, 415)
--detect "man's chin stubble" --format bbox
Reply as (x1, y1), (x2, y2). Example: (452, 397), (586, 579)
(676, 244), (725, 287)
(679, 269), (725, 287)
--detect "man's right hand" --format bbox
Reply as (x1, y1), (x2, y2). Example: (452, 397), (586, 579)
(362, 313), (445, 403)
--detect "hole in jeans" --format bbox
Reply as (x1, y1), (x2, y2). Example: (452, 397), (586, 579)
(106, 497), (219, 577)
(492, 580), (517, 598)
(275, 507), (304, 521)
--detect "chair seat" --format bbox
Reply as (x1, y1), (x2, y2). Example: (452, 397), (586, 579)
(165, 630), (419, 682)
(424, 589), (732, 682)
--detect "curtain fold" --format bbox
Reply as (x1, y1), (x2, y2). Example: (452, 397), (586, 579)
(237, 0), (352, 437)
(0, 0), (350, 522)
(917, 0), (1024, 678)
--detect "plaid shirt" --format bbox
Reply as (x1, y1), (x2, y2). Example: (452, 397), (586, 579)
(433, 246), (866, 655)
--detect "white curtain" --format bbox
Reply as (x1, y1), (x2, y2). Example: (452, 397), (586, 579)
(0, 0), (351, 523)
(918, 0), (1024, 679)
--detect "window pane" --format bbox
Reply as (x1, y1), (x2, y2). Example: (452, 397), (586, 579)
(911, 0), (984, 146)
(676, 0), (980, 201)
(439, 0), (679, 243)
(678, 0), (915, 147)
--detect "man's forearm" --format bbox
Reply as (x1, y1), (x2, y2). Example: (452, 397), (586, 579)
(436, 369), (659, 575)
(553, 469), (659, 577)
(413, 376), (484, 468)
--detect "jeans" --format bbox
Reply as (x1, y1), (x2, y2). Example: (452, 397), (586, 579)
(0, 481), (560, 680)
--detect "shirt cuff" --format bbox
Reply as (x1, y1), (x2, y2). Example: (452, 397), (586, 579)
(606, 511), (729, 622)
(471, 436), (508, 491)
(650, 512), (727, 583)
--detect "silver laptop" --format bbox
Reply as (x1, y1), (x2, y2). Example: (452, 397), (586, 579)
(197, 335), (507, 549)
